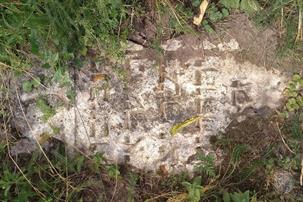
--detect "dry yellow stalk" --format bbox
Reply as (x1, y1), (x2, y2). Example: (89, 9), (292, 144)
(193, 0), (209, 26)
(295, 6), (302, 42)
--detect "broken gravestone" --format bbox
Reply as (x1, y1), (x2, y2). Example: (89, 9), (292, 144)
(12, 34), (288, 173)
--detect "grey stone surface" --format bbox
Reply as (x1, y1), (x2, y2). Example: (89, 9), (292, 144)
(13, 37), (288, 173)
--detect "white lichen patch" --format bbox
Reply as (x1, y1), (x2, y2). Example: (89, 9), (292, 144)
(15, 37), (287, 173)
(126, 41), (144, 51)
(202, 40), (217, 50)
(161, 39), (183, 51)
(192, 39), (240, 52)
(217, 39), (240, 51)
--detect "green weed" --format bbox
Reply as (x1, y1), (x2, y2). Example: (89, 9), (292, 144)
(284, 74), (303, 113)
(52, 68), (72, 87)
(0, 168), (33, 201)
(36, 97), (56, 121)
(126, 172), (139, 202)
(159, 171), (190, 191)
(89, 152), (104, 174)
(182, 176), (203, 202)
(106, 165), (121, 179)
(22, 80), (33, 93)
(231, 144), (248, 165)
(194, 153), (216, 177)
(22, 77), (41, 93)
(223, 190), (257, 202)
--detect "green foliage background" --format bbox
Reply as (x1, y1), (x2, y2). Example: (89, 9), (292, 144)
(0, 0), (127, 71)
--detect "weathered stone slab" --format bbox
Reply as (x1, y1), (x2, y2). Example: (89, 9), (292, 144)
(13, 36), (287, 173)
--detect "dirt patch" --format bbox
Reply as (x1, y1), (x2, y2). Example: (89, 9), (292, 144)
(129, 11), (302, 74)
(216, 14), (302, 74)
(212, 111), (303, 197)
(214, 14), (279, 69)
(222, 115), (279, 158)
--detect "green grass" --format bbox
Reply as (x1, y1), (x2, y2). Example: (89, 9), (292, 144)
(0, 137), (123, 201)
(0, 0), (128, 72)
(0, 0), (301, 73)
(36, 97), (56, 121)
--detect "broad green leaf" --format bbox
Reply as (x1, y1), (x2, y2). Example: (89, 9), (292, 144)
(223, 191), (231, 202)
(192, 0), (201, 7)
(222, 8), (230, 17)
(240, 0), (260, 14)
(230, 190), (250, 202)
(185, 176), (203, 202)
(220, 0), (240, 9)
(204, 24), (215, 33)
(209, 11), (224, 22)
(29, 29), (39, 54)
(286, 98), (300, 111)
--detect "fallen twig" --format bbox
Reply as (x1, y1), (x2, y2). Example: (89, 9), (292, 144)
(300, 159), (303, 186)
(193, 0), (209, 26)
(295, 5), (302, 43)
(276, 122), (295, 154)
(300, 136), (303, 186)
